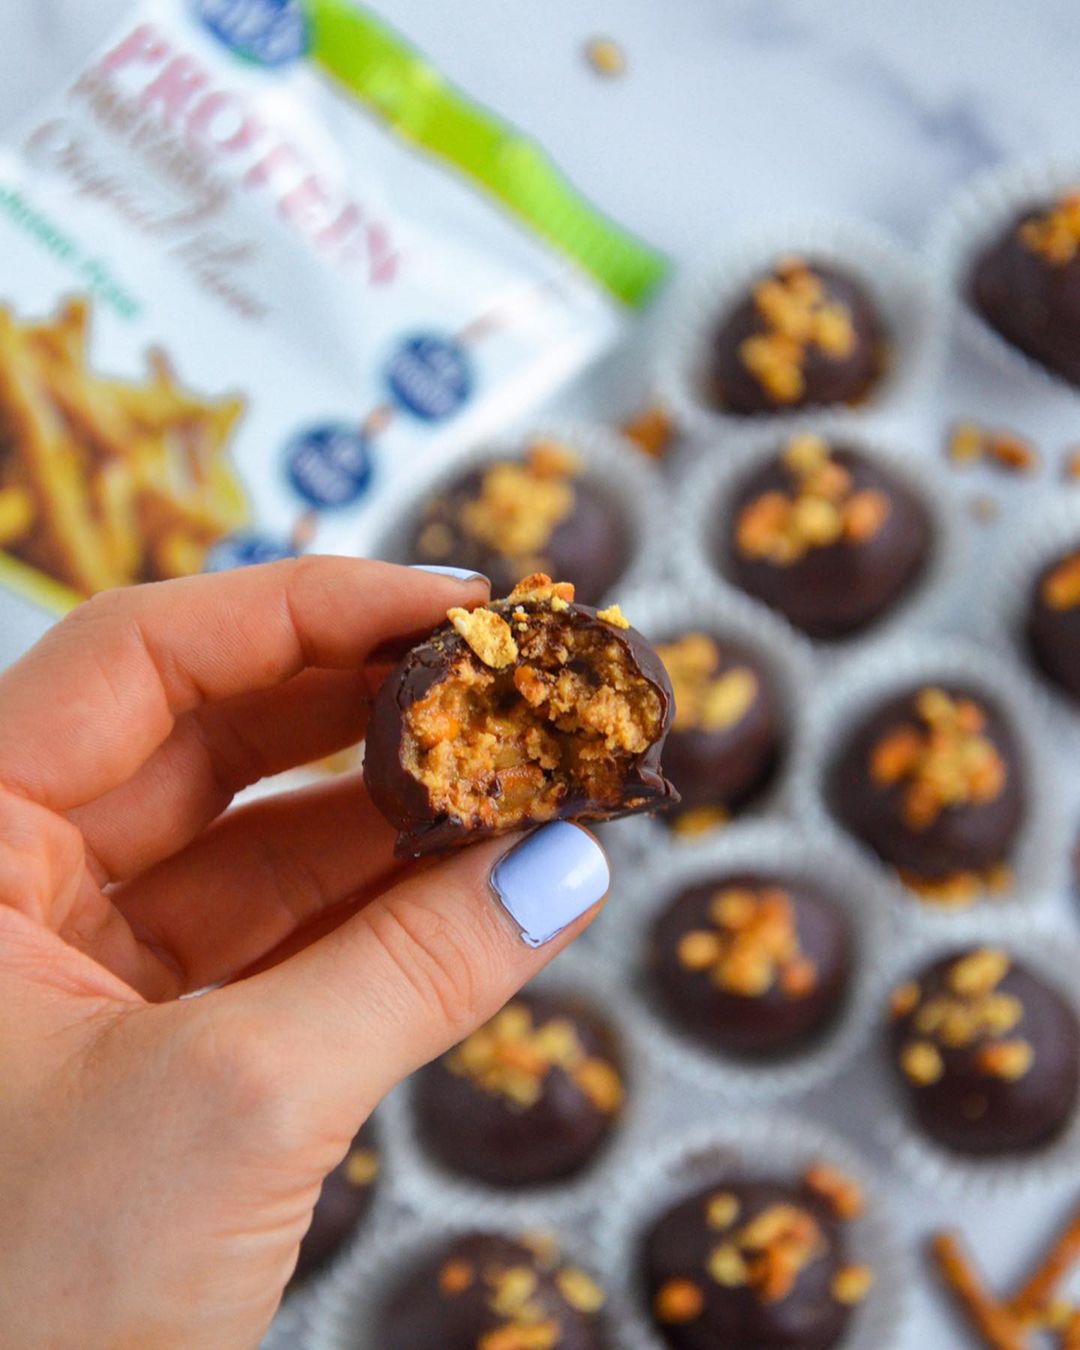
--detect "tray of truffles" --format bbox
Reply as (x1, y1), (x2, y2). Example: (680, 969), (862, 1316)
(262, 187), (1080, 1350)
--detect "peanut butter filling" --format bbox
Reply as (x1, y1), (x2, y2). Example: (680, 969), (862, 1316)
(400, 577), (662, 832)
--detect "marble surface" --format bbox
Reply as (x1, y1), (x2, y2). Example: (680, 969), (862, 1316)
(2, 4), (1080, 1348)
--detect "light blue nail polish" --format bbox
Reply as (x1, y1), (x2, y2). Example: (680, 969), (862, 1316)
(491, 822), (609, 948)
(409, 564), (489, 583)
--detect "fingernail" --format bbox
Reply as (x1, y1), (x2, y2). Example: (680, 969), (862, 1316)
(410, 564), (489, 584)
(490, 822), (609, 948)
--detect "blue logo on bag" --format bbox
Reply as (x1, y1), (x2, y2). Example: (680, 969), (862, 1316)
(386, 334), (473, 422)
(286, 423), (375, 509)
(205, 533), (297, 571)
(192, 0), (308, 67)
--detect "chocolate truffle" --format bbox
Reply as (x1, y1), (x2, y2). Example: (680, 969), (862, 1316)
(888, 947), (1080, 1155)
(723, 434), (931, 640)
(971, 193), (1080, 388)
(407, 439), (631, 605)
(706, 256), (886, 415)
(380, 1231), (609, 1350)
(642, 1167), (873, 1350)
(364, 573), (678, 857)
(414, 991), (625, 1188)
(289, 1119), (379, 1287)
(1025, 547), (1080, 703)
(827, 685), (1024, 902)
(649, 876), (852, 1059)
(654, 633), (782, 836)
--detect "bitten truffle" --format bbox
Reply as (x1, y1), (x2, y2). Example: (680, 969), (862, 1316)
(642, 1168), (872, 1350)
(289, 1119), (379, 1287)
(413, 991), (625, 1188)
(827, 685), (1024, 904)
(1025, 547), (1080, 704)
(379, 1231), (608, 1350)
(971, 193), (1080, 388)
(648, 876), (852, 1059)
(654, 633), (783, 836)
(706, 257), (886, 415)
(888, 947), (1080, 1156)
(406, 439), (631, 605)
(363, 574), (678, 857)
(722, 434), (931, 639)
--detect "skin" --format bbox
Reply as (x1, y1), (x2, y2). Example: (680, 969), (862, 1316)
(0, 557), (605, 1349)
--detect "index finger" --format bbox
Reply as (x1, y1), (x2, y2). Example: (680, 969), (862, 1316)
(0, 558), (487, 811)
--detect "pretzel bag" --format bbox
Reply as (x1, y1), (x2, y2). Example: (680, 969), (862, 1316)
(0, 0), (664, 618)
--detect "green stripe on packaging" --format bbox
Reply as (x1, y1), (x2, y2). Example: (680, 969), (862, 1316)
(304, 0), (667, 307)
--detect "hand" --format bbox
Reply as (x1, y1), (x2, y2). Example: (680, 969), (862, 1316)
(0, 558), (609, 1349)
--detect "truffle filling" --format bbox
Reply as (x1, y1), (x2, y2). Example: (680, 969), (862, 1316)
(401, 609), (662, 830)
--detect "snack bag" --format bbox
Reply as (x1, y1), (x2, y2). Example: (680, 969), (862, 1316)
(0, 0), (664, 637)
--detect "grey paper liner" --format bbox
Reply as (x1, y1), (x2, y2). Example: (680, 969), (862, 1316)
(928, 154), (1080, 399)
(876, 915), (1080, 1197)
(657, 212), (944, 443)
(595, 1113), (909, 1350)
(669, 416), (969, 659)
(790, 633), (1067, 923)
(587, 818), (895, 1104)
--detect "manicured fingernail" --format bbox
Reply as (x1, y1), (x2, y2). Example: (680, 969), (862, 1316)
(410, 564), (489, 584)
(490, 822), (609, 948)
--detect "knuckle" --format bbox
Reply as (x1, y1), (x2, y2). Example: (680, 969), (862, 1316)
(365, 897), (485, 1035)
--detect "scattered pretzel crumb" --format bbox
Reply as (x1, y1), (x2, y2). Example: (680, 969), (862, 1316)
(988, 433), (1039, 474)
(448, 606), (519, 669)
(621, 404), (674, 457)
(944, 421), (1039, 475)
(583, 36), (626, 78)
(670, 804), (729, 838)
(969, 494), (1000, 525)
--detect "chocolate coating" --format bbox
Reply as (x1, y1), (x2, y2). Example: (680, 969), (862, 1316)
(289, 1119), (379, 1287)
(707, 261), (886, 415)
(648, 876), (852, 1059)
(406, 456), (631, 606)
(722, 444), (931, 639)
(379, 1231), (608, 1350)
(972, 204), (1080, 388)
(363, 582), (678, 858)
(655, 633), (782, 822)
(641, 1180), (854, 1350)
(413, 991), (625, 1188)
(1025, 547), (1080, 704)
(889, 949), (1080, 1155)
(827, 685), (1025, 883)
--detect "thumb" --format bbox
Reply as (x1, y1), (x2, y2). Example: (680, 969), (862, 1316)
(220, 821), (609, 1117)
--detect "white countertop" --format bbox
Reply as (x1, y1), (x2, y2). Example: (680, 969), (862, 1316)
(2, 4), (1079, 1347)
